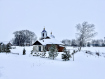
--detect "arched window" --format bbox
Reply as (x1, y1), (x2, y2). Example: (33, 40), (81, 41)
(43, 33), (44, 37)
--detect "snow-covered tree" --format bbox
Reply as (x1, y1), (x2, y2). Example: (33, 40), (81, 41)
(48, 44), (58, 60)
(76, 21), (97, 51)
(0, 43), (11, 53)
(62, 39), (71, 46)
(71, 39), (77, 46)
(62, 48), (71, 61)
(13, 30), (37, 46)
(5, 43), (11, 53)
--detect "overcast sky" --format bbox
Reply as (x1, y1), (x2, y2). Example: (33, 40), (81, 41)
(0, 0), (105, 42)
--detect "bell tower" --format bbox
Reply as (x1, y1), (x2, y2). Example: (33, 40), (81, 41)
(41, 27), (47, 39)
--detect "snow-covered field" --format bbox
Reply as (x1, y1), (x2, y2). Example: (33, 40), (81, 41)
(0, 46), (105, 79)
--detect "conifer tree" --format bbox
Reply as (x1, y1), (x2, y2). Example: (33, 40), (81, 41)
(48, 44), (58, 60)
(62, 48), (71, 61)
(6, 44), (11, 53)
(23, 48), (26, 55)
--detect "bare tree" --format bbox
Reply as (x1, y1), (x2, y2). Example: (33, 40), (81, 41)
(76, 21), (97, 51)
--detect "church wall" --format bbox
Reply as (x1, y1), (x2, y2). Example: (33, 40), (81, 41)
(45, 44), (65, 52)
(41, 45), (43, 51)
(33, 45), (38, 52)
(44, 32), (47, 38)
(33, 45), (43, 52)
(33, 44), (64, 52)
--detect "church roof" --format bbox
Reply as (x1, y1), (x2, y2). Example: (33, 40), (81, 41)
(49, 34), (55, 38)
(33, 28), (63, 45)
(42, 29), (47, 32)
(33, 41), (42, 45)
(42, 28), (47, 32)
(33, 38), (63, 45)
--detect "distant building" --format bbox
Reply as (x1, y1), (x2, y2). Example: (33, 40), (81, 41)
(0, 42), (11, 52)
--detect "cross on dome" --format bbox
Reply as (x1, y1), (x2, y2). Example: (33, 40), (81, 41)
(42, 27), (46, 32)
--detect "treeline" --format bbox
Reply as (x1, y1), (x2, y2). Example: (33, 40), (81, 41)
(62, 39), (105, 47)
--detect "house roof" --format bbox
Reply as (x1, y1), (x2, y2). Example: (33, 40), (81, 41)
(33, 38), (63, 45)
(33, 41), (42, 45)
(0, 41), (11, 45)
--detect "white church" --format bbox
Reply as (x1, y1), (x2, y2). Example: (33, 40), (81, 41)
(32, 28), (64, 52)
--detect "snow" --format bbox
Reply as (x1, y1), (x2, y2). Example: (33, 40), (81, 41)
(39, 38), (63, 45)
(10, 46), (33, 55)
(0, 46), (105, 79)
(49, 34), (55, 38)
(80, 47), (105, 57)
